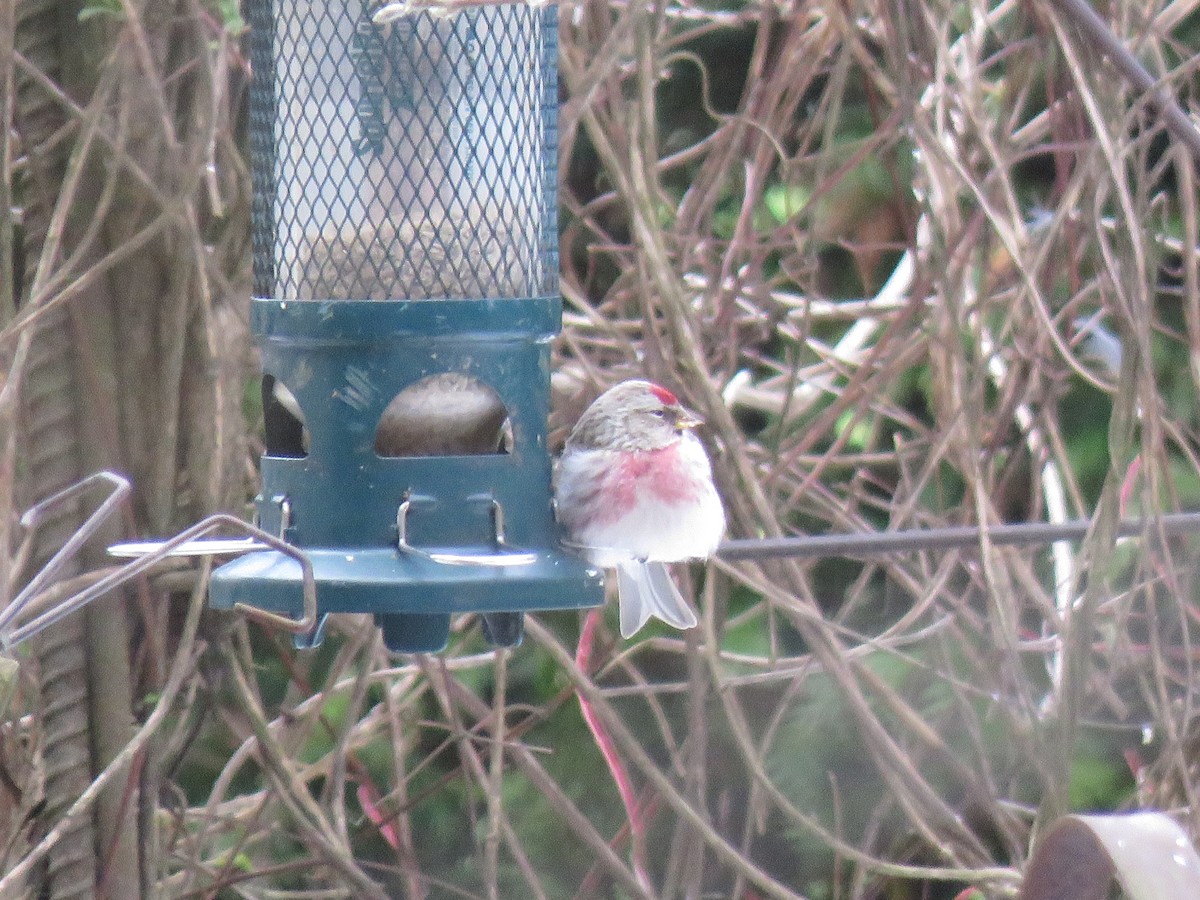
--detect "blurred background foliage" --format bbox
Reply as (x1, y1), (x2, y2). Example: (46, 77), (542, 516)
(2, 0), (1200, 898)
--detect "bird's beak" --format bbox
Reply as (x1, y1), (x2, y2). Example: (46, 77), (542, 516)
(676, 408), (703, 430)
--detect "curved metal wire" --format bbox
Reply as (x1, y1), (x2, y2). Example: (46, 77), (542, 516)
(4, 474), (319, 649)
(1, 471), (131, 639)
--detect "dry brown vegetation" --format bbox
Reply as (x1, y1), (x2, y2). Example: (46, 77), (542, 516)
(3, 0), (1200, 898)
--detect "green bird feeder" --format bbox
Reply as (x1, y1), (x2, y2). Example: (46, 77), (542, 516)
(210, 0), (604, 651)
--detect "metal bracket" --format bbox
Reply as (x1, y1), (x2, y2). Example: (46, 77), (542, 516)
(396, 496), (537, 567)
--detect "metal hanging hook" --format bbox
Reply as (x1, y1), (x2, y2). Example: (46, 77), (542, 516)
(1, 470), (319, 648)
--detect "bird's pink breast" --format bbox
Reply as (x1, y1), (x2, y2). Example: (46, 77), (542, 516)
(593, 444), (699, 526)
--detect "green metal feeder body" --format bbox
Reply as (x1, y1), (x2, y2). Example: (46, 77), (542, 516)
(210, 0), (604, 651)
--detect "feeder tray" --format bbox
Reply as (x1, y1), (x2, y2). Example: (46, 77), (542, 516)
(210, 299), (604, 652)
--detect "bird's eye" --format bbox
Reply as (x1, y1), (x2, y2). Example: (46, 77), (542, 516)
(651, 409), (667, 418)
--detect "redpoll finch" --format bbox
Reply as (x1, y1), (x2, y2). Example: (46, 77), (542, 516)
(556, 380), (726, 638)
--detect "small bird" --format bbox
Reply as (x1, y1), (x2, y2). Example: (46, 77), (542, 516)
(556, 380), (726, 638)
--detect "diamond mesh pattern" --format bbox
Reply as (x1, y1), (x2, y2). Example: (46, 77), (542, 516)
(249, 0), (557, 300)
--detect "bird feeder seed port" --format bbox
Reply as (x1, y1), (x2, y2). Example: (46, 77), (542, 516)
(209, 0), (605, 652)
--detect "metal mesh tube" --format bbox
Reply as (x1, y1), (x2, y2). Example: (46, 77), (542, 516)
(249, 0), (557, 301)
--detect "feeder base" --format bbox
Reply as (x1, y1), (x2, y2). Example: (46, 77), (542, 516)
(210, 547), (604, 652)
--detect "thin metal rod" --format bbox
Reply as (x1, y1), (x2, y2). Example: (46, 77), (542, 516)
(717, 512), (1200, 562)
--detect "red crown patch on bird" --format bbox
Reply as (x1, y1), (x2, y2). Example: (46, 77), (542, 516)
(649, 383), (678, 406)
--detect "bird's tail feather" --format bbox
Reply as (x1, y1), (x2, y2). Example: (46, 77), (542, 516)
(616, 560), (698, 638)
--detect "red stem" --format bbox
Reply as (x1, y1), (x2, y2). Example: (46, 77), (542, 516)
(576, 608), (652, 892)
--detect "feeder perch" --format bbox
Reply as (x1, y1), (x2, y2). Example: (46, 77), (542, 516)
(210, 0), (604, 651)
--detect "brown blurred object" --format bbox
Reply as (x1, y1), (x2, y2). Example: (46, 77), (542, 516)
(267, 373), (508, 458)
(374, 372), (509, 457)
(299, 218), (530, 303)
(1134, 713), (1200, 850)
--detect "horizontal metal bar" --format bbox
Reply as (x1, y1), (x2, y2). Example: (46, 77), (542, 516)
(716, 512), (1200, 561)
(108, 513), (1200, 567)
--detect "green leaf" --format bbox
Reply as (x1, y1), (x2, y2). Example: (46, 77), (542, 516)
(215, 0), (248, 34)
(764, 183), (810, 225)
(1068, 751), (1130, 811)
(78, 0), (124, 23)
(835, 407), (872, 451)
(0, 657), (18, 720)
